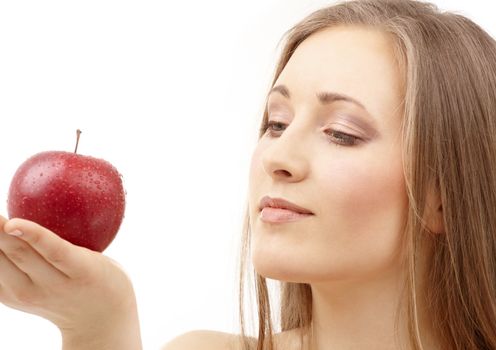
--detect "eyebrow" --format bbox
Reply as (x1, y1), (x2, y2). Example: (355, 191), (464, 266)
(268, 84), (368, 111)
(267, 84), (380, 136)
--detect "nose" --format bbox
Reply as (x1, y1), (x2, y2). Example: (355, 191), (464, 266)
(261, 123), (310, 182)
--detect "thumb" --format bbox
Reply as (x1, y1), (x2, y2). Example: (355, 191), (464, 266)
(0, 214), (8, 229)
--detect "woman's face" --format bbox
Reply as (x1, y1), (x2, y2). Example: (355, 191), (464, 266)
(248, 26), (408, 283)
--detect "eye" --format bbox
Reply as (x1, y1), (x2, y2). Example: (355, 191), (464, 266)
(324, 129), (361, 146)
(261, 120), (361, 147)
(260, 120), (286, 136)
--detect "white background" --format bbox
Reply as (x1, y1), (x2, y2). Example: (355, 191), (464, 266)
(0, 1), (494, 349)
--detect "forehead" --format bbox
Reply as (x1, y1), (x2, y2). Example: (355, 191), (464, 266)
(275, 26), (404, 125)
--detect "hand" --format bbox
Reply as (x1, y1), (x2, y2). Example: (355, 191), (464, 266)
(0, 214), (142, 349)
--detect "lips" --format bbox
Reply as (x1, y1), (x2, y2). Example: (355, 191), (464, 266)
(259, 195), (314, 215)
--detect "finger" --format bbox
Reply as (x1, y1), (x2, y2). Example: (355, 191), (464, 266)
(0, 230), (69, 283)
(0, 248), (33, 300)
(4, 218), (92, 278)
(0, 214), (8, 229)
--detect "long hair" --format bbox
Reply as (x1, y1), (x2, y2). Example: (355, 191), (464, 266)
(239, 1), (496, 349)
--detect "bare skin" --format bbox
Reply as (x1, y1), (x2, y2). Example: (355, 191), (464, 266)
(0, 214), (142, 350)
(165, 25), (443, 350)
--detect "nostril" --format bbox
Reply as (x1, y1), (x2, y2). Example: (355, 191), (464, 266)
(274, 169), (291, 177)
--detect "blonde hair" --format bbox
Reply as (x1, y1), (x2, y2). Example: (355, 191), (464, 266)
(239, 0), (496, 349)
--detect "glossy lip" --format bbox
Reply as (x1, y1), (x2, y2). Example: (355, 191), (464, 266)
(259, 195), (314, 215)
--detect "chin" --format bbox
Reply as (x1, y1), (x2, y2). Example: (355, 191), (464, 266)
(251, 243), (400, 285)
(250, 229), (320, 283)
(251, 245), (318, 283)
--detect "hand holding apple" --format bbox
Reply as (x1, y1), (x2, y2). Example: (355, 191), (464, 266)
(7, 130), (125, 252)
(0, 215), (143, 349)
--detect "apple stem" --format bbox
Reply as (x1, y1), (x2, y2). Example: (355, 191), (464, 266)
(74, 129), (82, 154)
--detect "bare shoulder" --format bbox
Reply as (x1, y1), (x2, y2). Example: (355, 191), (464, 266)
(162, 330), (254, 350)
(162, 328), (305, 350)
(274, 328), (308, 349)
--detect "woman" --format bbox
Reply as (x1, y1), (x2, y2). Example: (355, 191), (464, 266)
(1, 0), (496, 349)
(155, 1), (496, 349)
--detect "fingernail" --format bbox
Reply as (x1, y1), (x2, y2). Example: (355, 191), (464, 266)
(6, 230), (23, 237)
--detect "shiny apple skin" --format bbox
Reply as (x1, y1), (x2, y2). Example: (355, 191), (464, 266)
(7, 151), (126, 252)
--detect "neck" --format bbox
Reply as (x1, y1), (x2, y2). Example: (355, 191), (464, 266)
(308, 267), (412, 350)
(306, 251), (439, 350)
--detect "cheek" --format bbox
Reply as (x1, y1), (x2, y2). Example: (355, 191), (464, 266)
(248, 144), (263, 181)
(272, 154), (406, 282)
(321, 153), (407, 226)
(247, 144), (264, 211)
(314, 151), (409, 273)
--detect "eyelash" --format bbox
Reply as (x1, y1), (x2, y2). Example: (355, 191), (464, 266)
(260, 120), (361, 147)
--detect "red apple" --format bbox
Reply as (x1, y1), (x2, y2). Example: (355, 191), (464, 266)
(7, 130), (125, 252)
